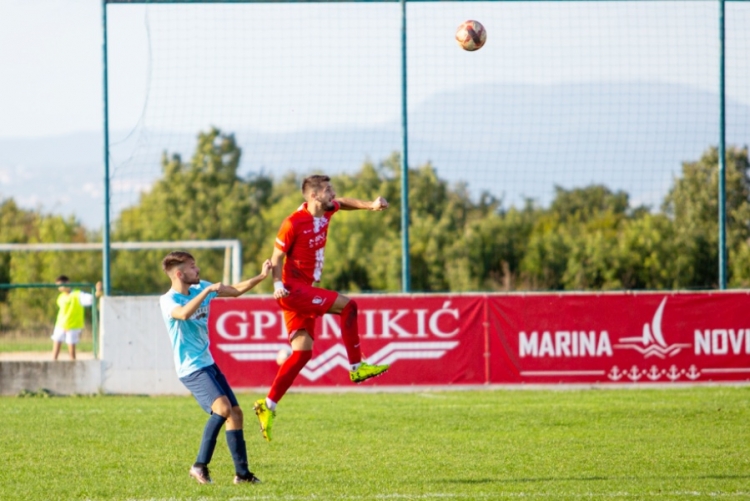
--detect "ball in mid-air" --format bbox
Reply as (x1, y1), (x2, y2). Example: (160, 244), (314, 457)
(455, 20), (487, 51)
(276, 347), (292, 366)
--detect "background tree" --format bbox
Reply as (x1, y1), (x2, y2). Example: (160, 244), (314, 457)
(3, 137), (749, 333)
(113, 128), (272, 293)
(663, 146), (750, 288)
(0, 199), (98, 332)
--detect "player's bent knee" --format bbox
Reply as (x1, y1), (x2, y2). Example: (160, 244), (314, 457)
(329, 293), (351, 313)
(291, 331), (314, 351)
(211, 397), (232, 418)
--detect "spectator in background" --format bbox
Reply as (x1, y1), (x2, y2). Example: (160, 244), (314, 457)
(51, 275), (102, 361)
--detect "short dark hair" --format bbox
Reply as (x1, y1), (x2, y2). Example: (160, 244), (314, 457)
(301, 174), (330, 196)
(55, 275), (70, 283)
(162, 251), (195, 273)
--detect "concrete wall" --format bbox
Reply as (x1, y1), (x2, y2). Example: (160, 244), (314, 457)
(0, 297), (192, 396)
(100, 296), (188, 395)
(0, 360), (101, 396)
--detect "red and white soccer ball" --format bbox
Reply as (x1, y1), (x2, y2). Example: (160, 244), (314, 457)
(455, 20), (487, 52)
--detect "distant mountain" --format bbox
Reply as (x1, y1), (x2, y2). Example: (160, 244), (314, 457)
(1, 82), (748, 229)
(0, 132), (105, 227)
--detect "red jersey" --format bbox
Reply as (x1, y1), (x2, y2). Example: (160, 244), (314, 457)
(275, 201), (340, 285)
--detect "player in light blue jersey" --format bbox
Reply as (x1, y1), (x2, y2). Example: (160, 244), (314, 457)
(160, 250), (272, 485)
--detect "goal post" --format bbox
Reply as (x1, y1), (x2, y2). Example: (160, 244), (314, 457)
(0, 240), (242, 285)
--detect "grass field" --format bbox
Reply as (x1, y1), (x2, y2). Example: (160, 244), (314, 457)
(0, 328), (94, 353)
(0, 338), (93, 353)
(2, 387), (749, 500)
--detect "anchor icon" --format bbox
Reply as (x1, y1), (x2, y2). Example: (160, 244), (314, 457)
(666, 365), (681, 381)
(608, 366), (623, 381)
(686, 365), (701, 380)
(626, 365), (642, 381)
(646, 365), (662, 381)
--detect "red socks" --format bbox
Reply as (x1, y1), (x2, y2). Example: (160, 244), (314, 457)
(267, 300), (362, 404)
(340, 300), (362, 365)
(268, 350), (312, 403)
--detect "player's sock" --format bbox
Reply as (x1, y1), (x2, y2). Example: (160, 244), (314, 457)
(225, 429), (250, 476)
(268, 350), (312, 403)
(196, 413), (227, 465)
(340, 300), (363, 367)
(265, 397), (277, 411)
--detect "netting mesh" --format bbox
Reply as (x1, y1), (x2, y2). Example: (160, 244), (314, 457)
(407, 1), (745, 209)
(728, 2), (750, 151)
(108, 3), (402, 219)
(108, 1), (749, 215)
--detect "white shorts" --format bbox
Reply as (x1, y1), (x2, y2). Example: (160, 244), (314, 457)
(51, 327), (82, 345)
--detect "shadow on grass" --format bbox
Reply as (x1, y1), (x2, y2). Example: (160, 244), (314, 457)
(438, 474), (750, 485)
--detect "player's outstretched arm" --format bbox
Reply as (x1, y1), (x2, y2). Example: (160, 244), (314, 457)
(219, 259), (273, 297)
(170, 283), (224, 320)
(270, 247), (289, 299)
(336, 196), (389, 211)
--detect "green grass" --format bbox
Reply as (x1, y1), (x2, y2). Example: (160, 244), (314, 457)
(0, 337), (93, 353)
(2, 388), (749, 500)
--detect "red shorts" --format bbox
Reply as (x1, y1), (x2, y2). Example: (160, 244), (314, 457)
(277, 282), (338, 339)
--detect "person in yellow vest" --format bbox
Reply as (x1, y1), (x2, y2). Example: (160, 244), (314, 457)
(51, 275), (103, 361)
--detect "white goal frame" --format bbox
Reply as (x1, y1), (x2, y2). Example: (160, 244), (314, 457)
(0, 240), (242, 285)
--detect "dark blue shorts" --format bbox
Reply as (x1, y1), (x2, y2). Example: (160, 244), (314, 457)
(179, 363), (239, 414)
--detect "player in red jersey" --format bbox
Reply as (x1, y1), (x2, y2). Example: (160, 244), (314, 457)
(253, 174), (390, 441)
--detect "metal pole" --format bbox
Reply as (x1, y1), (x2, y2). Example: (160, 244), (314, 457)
(400, 0), (411, 293)
(718, 0), (727, 289)
(223, 247), (232, 284)
(232, 241), (242, 285)
(102, 0), (112, 296)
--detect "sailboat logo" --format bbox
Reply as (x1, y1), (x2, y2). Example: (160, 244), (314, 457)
(614, 298), (691, 358)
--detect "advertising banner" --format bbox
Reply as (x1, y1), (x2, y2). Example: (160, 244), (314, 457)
(209, 295), (486, 387)
(209, 291), (750, 387)
(488, 292), (750, 384)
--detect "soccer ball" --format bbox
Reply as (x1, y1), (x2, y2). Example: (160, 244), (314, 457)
(455, 20), (487, 51)
(276, 347), (291, 366)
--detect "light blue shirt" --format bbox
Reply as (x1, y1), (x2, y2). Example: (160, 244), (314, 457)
(159, 280), (217, 378)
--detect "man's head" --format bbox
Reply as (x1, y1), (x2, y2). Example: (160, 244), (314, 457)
(302, 174), (336, 210)
(55, 275), (71, 293)
(162, 251), (200, 285)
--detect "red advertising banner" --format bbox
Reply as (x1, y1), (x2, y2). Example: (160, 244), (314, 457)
(488, 291), (750, 384)
(208, 291), (750, 387)
(208, 295), (486, 387)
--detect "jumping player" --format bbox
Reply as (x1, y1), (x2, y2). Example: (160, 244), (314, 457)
(160, 251), (272, 485)
(253, 174), (390, 441)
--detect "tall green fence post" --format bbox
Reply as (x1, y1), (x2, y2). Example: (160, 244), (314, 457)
(718, 0), (727, 289)
(400, 0), (411, 292)
(102, 0), (112, 296)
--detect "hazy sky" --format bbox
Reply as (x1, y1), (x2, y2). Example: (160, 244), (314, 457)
(1, 0), (748, 139)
